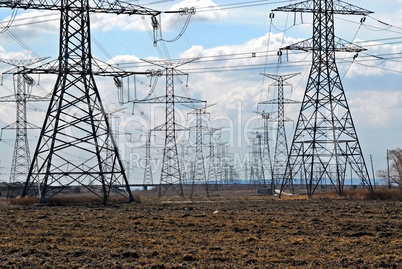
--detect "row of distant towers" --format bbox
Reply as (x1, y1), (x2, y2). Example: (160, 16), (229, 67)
(0, 0), (373, 203)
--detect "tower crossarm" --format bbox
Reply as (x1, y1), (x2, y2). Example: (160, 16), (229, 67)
(175, 96), (205, 104)
(262, 72), (300, 82)
(17, 57), (153, 77)
(152, 122), (189, 132)
(0, 57), (49, 69)
(0, 94), (17, 102)
(259, 98), (300, 105)
(132, 95), (204, 104)
(272, 0), (373, 15)
(13, 59), (59, 75)
(1, 121), (40, 130)
(0, 0), (161, 16)
(280, 37), (367, 53)
(0, 94), (49, 102)
(92, 58), (153, 77)
(141, 58), (199, 69)
(183, 102), (214, 113)
(270, 116), (294, 123)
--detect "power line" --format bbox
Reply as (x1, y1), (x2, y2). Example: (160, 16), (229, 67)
(0, 1), (290, 29)
(110, 49), (402, 74)
(195, 1), (293, 13)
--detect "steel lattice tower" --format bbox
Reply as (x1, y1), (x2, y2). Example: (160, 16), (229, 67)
(215, 134), (227, 184)
(0, 0), (174, 204)
(190, 107), (207, 197)
(259, 73), (299, 190)
(273, 0), (374, 197)
(186, 105), (214, 197)
(254, 111), (274, 188)
(179, 142), (190, 185)
(249, 133), (266, 187)
(135, 59), (204, 197)
(143, 130), (154, 185)
(0, 58), (48, 197)
(207, 128), (221, 190)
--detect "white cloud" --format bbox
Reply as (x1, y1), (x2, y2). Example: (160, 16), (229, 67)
(349, 90), (402, 128)
(108, 54), (141, 65)
(0, 45), (28, 60)
(345, 41), (402, 78)
(177, 33), (304, 116)
(2, 10), (59, 37)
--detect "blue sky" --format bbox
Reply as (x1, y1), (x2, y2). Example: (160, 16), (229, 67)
(0, 0), (401, 183)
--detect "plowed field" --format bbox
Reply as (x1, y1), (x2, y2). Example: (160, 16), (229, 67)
(1, 190), (401, 268)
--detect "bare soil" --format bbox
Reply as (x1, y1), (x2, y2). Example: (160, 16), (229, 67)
(0, 189), (401, 268)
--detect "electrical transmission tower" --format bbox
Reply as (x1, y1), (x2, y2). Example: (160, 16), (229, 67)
(254, 111), (275, 189)
(0, 58), (49, 197)
(0, 0), (191, 204)
(273, 0), (374, 197)
(259, 73), (299, 191)
(249, 132), (265, 187)
(178, 142), (190, 185)
(134, 59), (204, 197)
(128, 129), (157, 188)
(207, 128), (221, 190)
(220, 145), (237, 183)
(143, 130), (154, 186)
(185, 103), (215, 197)
(215, 134), (227, 185)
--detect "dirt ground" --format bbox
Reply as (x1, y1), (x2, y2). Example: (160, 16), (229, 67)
(0, 188), (401, 268)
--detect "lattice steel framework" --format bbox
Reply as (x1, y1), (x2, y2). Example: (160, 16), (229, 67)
(249, 133), (265, 187)
(0, 58), (48, 197)
(178, 143), (189, 184)
(259, 73), (299, 190)
(215, 134), (227, 184)
(143, 130), (154, 185)
(0, 0), (177, 203)
(135, 59), (204, 197)
(207, 128), (221, 190)
(273, 0), (374, 197)
(254, 111), (274, 188)
(186, 104), (215, 197)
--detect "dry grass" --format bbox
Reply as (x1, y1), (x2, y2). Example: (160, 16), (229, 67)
(8, 197), (40, 206)
(359, 188), (402, 200)
(314, 188), (402, 200)
(8, 194), (134, 206)
(7, 187), (402, 207)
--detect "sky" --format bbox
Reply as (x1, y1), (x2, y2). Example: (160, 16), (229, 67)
(0, 0), (401, 184)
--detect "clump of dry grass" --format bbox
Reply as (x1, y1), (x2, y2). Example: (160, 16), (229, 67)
(313, 191), (346, 199)
(341, 189), (373, 200)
